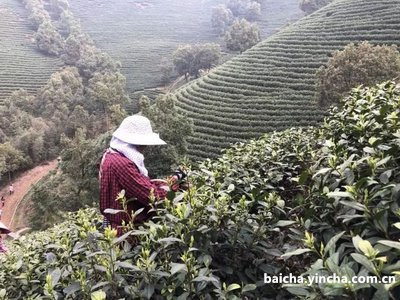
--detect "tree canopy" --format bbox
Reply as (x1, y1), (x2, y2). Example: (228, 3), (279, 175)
(172, 43), (221, 80)
(316, 41), (400, 105)
(225, 19), (261, 52)
(299, 0), (334, 14)
(139, 95), (193, 177)
(211, 5), (234, 35)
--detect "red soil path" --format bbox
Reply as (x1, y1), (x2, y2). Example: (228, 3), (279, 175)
(1, 160), (57, 231)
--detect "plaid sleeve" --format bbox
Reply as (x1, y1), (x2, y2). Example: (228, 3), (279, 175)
(112, 158), (167, 205)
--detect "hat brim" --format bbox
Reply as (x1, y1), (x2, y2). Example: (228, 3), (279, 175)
(112, 130), (166, 146)
(0, 222), (10, 234)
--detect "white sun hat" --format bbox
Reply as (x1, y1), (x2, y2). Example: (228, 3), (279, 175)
(112, 115), (166, 146)
(0, 221), (10, 234)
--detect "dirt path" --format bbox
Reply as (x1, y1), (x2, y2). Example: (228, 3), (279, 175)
(1, 160), (57, 231)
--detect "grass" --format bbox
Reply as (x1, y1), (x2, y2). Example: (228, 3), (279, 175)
(68, 0), (303, 94)
(172, 0), (400, 161)
(0, 0), (63, 105)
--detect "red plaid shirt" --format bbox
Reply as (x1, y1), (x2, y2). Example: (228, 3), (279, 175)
(99, 149), (167, 235)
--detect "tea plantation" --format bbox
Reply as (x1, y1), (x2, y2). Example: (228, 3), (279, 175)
(172, 0), (400, 160)
(68, 0), (303, 93)
(2, 81), (400, 299)
(0, 0), (63, 106)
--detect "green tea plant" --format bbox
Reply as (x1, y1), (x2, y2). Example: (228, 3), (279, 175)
(2, 82), (400, 299)
(284, 81), (400, 299)
(172, 0), (400, 160)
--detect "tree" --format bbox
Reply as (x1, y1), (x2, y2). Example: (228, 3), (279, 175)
(0, 99), (32, 138)
(35, 21), (65, 56)
(49, 0), (69, 18)
(172, 45), (195, 81)
(0, 142), (27, 182)
(195, 43), (221, 72)
(15, 118), (51, 163)
(6, 89), (36, 114)
(139, 95), (193, 177)
(211, 5), (234, 35)
(22, 0), (51, 29)
(159, 57), (175, 84)
(76, 45), (119, 79)
(245, 1), (261, 21)
(87, 71), (129, 130)
(316, 42), (400, 106)
(299, 0), (334, 14)
(227, 0), (261, 21)
(172, 44), (221, 80)
(62, 34), (82, 65)
(60, 129), (108, 202)
(38, 67), (84, 117)
(225, 19), (261, 52)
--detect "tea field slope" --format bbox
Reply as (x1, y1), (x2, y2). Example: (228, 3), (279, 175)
(0, 0), (63, 105)
(173, 0), (400, 160)
(68, 0), (303, 93)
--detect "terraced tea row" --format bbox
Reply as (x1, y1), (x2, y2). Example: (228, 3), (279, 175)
(68, 0), (303, 92)
(0, 0), (63, 105)
(173, 0), (400, 161)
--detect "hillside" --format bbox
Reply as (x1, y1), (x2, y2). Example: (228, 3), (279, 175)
(68, 0), (303, 93)
(2, 81), (400, 299)
(172, 0), (400, 160)
(0, 0), (63, 105)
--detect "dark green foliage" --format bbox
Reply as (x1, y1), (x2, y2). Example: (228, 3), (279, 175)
(3, 82), (400, 298)
(29, 130), (110, 230)
(211, 5), (234, 35)
(0, 142), (27, 181)
(227, 0), (261, 21)
(22, 0), (51, 29)
(37, 67), (84, 117)
(28, 171), (77, 230)
(87, 71), (129, 130)
(159, 57), (175, 85)
(173, 0), (400, 160)
(0, 0), (129, 176)
(299, 0), (333, 14)
(316, 41), (400, 106)
(225, 19), (261, 52)
(172, 43), (221, 80)
(140, 95), (193, 177)
(59, 129), (109, 203)
(284, 81), (400, 298)
(35, 21), (65, 56)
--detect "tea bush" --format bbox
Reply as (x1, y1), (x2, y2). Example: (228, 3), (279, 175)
(172, 0), (400, 160)
(2, 82), (400, 299)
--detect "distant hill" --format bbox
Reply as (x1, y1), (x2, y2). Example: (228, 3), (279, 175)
(172, 0), (400, 160)
(68, 0), (303, 93)
(0, 0), (63, 105)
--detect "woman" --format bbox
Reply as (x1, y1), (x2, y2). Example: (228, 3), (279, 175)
(0, 221), (10, 254)
(99, 115), (185, 236)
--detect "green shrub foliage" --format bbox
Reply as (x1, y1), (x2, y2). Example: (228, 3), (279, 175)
(211, 5), (234, 35)
(172, 43), (221, 81)
(35, 21), (65, 56)
(299, 0), (334, 14)
(0, 0), (129, 177)
(173, 0), (400, 161)
(316, 41), (400, 106)
(29, 131), (110, 230)
(227, 0), (261, 21)
(140, 95), (193, 177)
(3, 82), (400, 298)
(224, 19), (261, 53)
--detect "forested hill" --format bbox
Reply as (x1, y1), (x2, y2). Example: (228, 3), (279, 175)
(173, 0), (400, 161)
(0, 0), (63, 105)
(68, 0), (303, 92)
